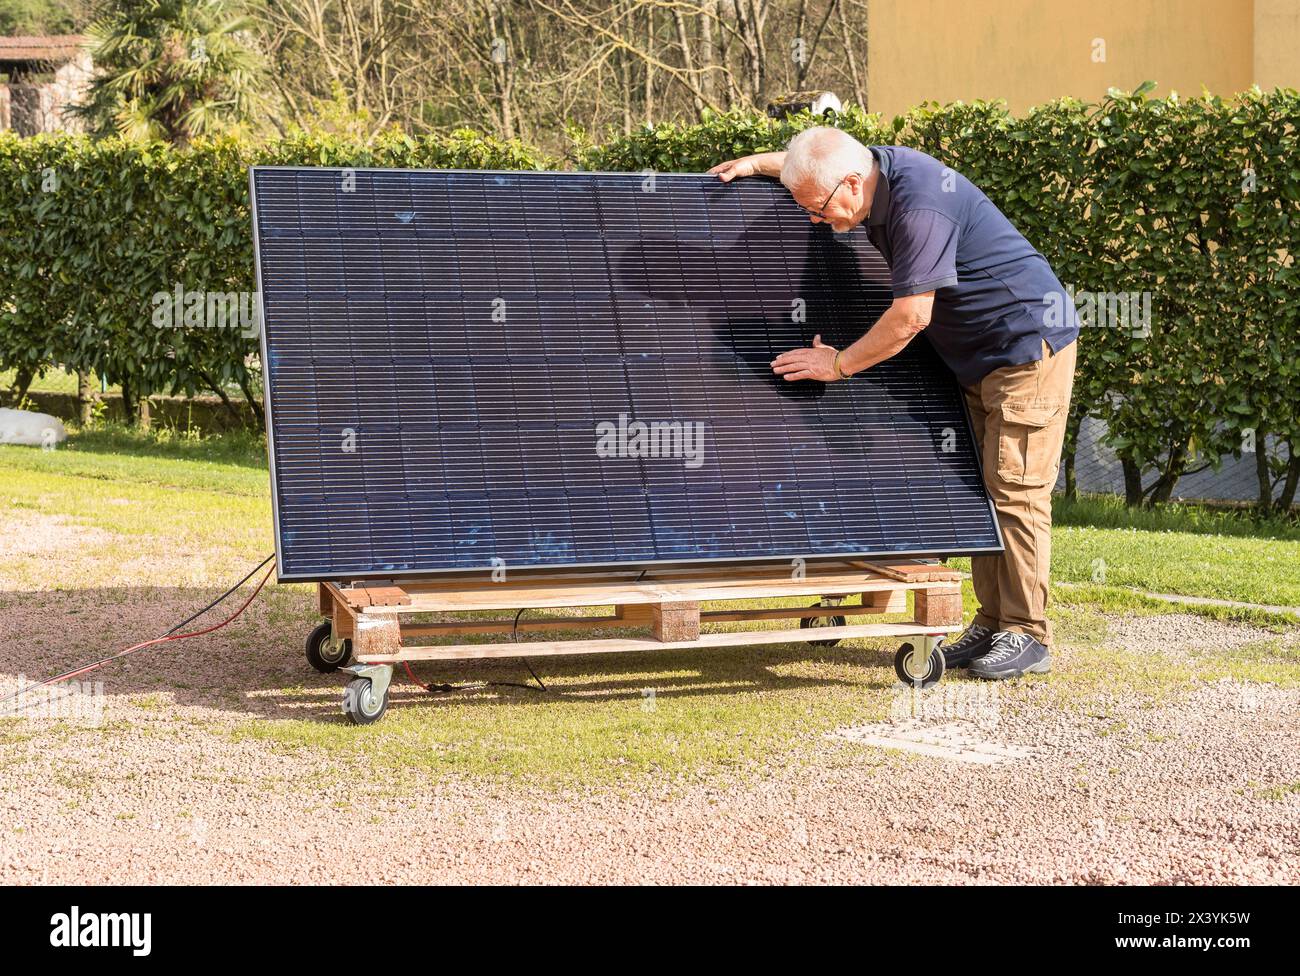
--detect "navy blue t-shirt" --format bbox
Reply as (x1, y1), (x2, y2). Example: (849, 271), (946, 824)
(864, 146), (1078, 386)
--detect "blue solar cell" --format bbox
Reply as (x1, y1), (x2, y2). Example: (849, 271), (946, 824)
(252, 167), (1002, 580)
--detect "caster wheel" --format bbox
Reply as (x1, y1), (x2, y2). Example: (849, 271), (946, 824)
(343, 677), (389, 725)
(894, 641), (946, 688)
(800, 601), (847, 647)
(306, 620), (352, 673)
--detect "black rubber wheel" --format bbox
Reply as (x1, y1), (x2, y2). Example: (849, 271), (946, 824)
(343, 677), (388, 725)
(305, 620), (352, 673)
(893, 641), (946, 688)
(800, 601), (847, 647)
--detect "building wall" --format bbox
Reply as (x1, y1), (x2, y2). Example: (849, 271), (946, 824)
(0, 51), (91, 135)
(864, 0), (1292, 120)
(1253, 0), (1300, 91)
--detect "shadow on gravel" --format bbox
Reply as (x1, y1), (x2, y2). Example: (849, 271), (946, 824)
(0, 586), (904, 724)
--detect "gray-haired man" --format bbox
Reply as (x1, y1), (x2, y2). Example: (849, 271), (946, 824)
(710, 128), (1079, 680)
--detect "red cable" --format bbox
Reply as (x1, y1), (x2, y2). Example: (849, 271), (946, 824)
(0, 564), (275, 708)
(403, 660), (427, 689)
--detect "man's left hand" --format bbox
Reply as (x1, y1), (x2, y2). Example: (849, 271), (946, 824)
(771, 334), (841, 382)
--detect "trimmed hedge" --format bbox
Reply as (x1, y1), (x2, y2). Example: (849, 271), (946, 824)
(2, 91), (1298, 506)
(0, 129), (552, 423)
(588, 92), (1300, 508)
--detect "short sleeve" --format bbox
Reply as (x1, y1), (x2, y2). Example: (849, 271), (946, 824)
(886, 209), (960, 297)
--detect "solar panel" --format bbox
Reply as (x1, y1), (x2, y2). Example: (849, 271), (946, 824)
(251, 167), (1002, 581)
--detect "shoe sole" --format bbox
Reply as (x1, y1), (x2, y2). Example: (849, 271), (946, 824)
(971, 656), (1051, 681)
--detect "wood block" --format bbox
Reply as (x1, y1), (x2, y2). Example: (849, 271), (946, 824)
(365, 586), (412, 607)
(333, 612), (355, 641)
(616, 604), (654, 625)
(318, 583), (333, 616)
(650, 601), (700, 642)
(352, 613), (401, 658)
(914, 585), (963, 626)
(863, 589), (908, 613)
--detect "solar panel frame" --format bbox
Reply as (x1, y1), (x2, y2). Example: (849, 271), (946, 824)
(250, 165), (1004, 583)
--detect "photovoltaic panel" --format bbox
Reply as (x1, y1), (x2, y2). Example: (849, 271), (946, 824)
(251, 167), (1002, 581)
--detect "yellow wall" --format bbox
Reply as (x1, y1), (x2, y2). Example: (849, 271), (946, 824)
(863, 0), (1295, 120)
(1254, 0), (1300, 90)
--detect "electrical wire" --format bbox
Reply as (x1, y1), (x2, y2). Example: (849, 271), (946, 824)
(0, 554), (277, 713)
(403, 604), (547, 695)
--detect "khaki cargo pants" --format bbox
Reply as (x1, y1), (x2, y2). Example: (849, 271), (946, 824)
(961, 339), (1077, 646)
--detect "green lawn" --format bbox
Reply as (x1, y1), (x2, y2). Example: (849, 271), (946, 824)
(3, 424), (1298, 606)
(1, 424), (1297, 788)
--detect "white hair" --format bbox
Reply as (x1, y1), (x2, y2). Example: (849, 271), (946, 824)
(780, 127), (874, 195)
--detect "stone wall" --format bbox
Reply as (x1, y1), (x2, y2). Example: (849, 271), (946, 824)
(0, 51), (90, 135)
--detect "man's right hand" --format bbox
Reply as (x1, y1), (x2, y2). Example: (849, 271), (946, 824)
(706, 151), (787, 182)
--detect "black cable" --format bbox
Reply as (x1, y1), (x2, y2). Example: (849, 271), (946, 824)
(166, 554), (276, 636)
(408, 606), (546, 696)
(0, 553), (276, 711)
(504, 607), (547, 692)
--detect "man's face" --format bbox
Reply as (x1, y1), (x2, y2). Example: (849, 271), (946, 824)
(790, 173), (867, 233)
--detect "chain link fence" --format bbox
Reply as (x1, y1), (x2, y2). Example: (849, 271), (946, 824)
(1060, 416), (1293, 508)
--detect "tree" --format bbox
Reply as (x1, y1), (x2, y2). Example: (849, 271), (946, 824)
(72, 0), (262, 145)
(0, 0), (86, 34)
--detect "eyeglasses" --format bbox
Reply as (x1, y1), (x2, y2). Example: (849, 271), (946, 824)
(798, 172), (862, 220)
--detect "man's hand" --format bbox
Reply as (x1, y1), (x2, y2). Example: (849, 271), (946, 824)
(771, 334), (841, 382)
(707, 151), (786, 182)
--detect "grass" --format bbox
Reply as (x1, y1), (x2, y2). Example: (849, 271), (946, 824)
(1, 424), (1298, 788)
(949, 494), (1300, 608)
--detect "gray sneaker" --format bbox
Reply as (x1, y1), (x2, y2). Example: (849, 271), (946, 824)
(940, 623), (994, 669)
(970, 631), (1051, 680)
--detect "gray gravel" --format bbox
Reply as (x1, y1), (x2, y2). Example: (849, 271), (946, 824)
(1, 610), (1297, 884)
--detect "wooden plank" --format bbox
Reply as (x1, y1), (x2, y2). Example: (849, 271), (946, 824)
(356, 622), (960, 663)
(704, 603), (893, 623)
(338, 587), (374, 609)
(317, 583), (333, 617)
(363, 586), (412, 607)
(324, 582), (357, 640)
(855, 559), (961, 583)
(400, 616), (622, 637)
(358, 573), (933, 615)
(393, 559), (866, 591)
(863, 589), (909, 614)
(614, 604), (654, 624)
(392, 602), (891, 637)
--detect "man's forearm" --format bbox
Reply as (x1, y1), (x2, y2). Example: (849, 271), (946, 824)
(754, 151), (787, 178)
(838, 306), (926, 376)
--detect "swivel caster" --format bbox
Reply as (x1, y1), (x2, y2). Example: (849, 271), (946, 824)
(343, 677), (389, 725)
(894, 639), (946, 688)
(341, 664), (393, 726)
(800, 598), (847, 647)
(305, 620), (352, 673)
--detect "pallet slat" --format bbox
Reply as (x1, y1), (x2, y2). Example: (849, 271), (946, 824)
(355, 573), (939, 614)
(356, 622), (959, 663)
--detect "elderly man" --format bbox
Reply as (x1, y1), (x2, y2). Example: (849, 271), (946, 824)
(710, 128), (1079, 680)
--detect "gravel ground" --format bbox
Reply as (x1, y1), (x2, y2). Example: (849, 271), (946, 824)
(1, 517), (1297, 884)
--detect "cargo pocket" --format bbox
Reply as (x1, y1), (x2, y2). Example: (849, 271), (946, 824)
(996, 400), (1063, 487)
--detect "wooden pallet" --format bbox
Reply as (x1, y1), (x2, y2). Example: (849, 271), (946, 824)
(316, 558), (965, 665)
